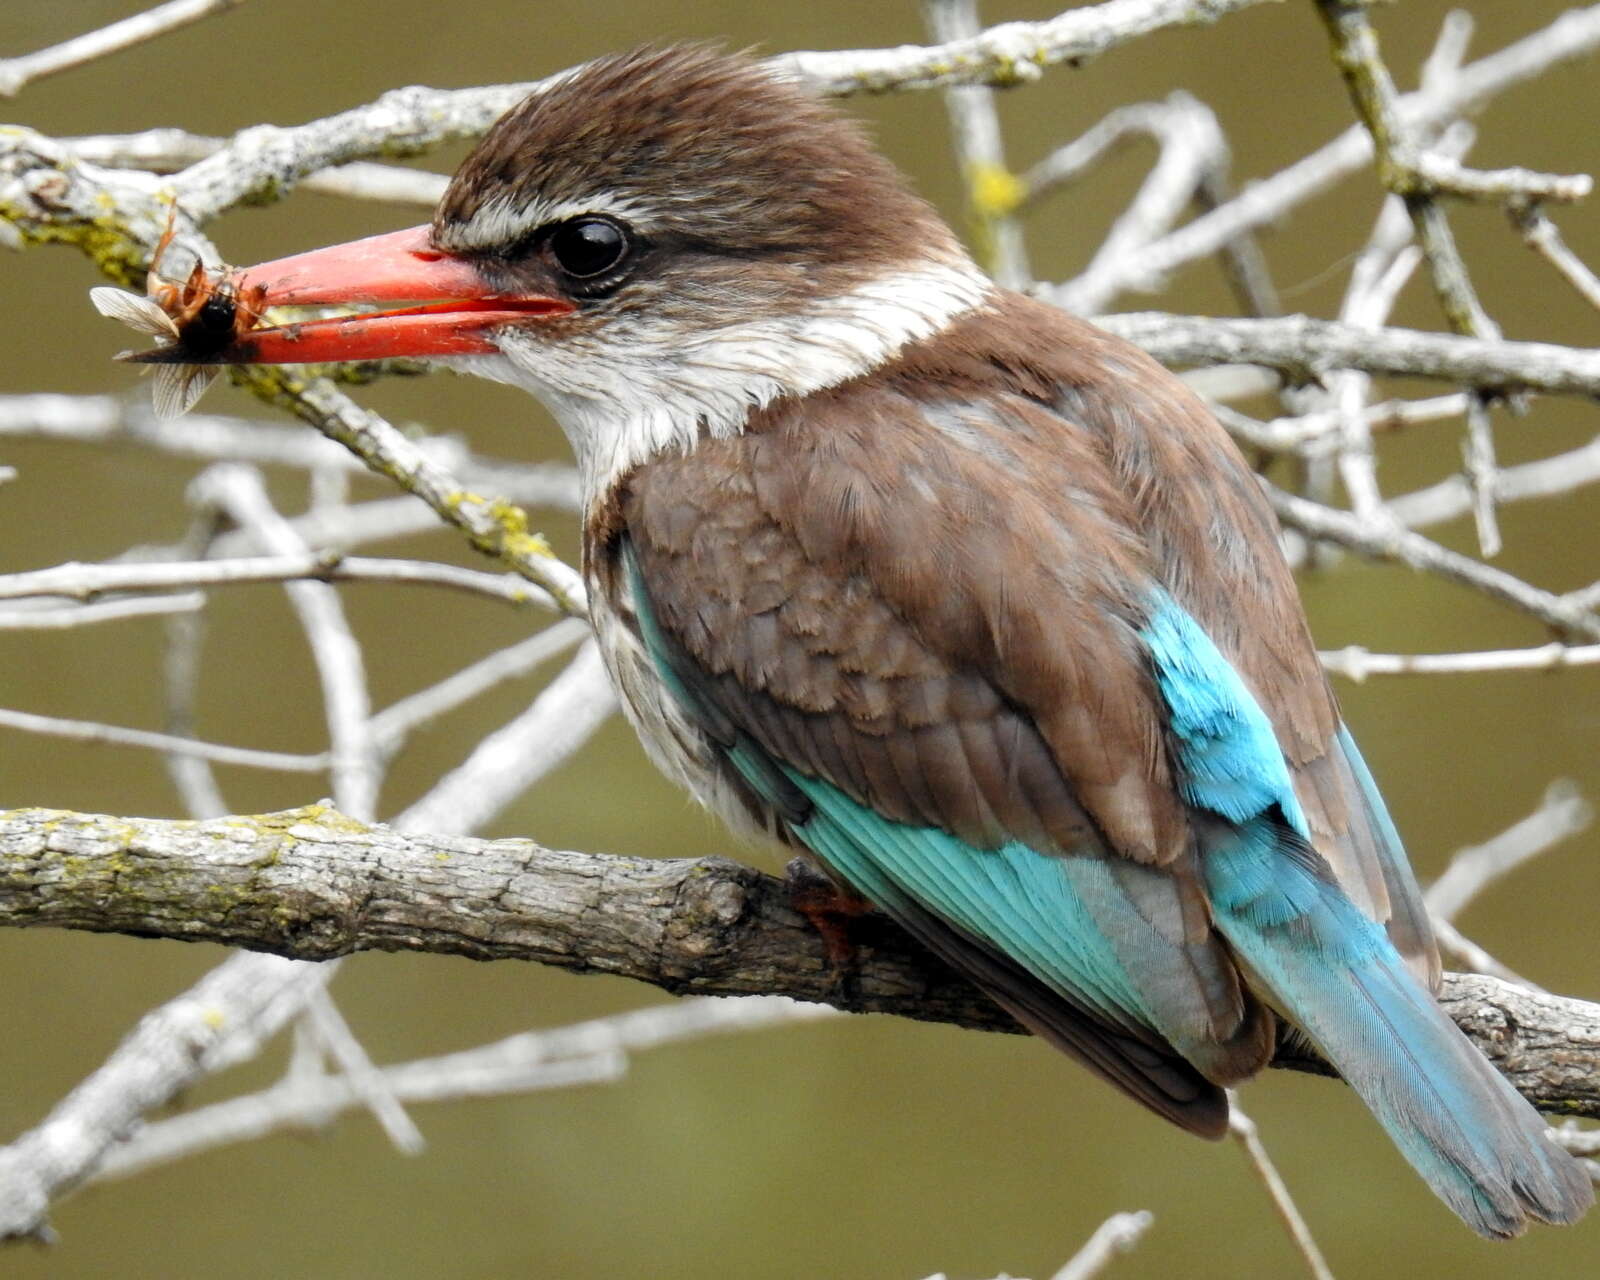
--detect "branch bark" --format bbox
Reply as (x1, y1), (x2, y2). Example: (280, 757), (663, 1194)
(2, 805), (1595, 1117)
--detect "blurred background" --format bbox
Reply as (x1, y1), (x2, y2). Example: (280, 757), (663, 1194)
(2, 1), (1597, 1276)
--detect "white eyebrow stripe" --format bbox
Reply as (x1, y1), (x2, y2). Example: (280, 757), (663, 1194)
(445, 192), (659, 252)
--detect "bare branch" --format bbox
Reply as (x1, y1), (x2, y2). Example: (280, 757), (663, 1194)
(0, 951), (326, 1242)
(254, 378), (589, 616)
(1263, 482), (1600, 640)
(1509, 204), (1600, 314)
(395, 640), (615, 834)
(0, 592), (202, 630)
(1412, 152), (1591, 204)
(0, 706), (326, 773)
(0, 621), (588, 775)
(0, 0), (243, 99)
(1321, 642), (1600, 680)
(1216, 393), (1470, 455)
(92, 995), (833, 1183)
(299, 989), (425, 1156)
(188, 466), (379, 818)
(1047, 1211), (1155, 1280)
(780, 0), (1278, 94)
(1552, 1122), (1600, 1161)
(1094, 312), (1600, 399)
(60, 130), (447, 205)
(369, 618), (590, 757)
(1053, 94), (1238, 316)
(1431, 918), (1542, 993)
(1, 805), (1596, 1118)
(0, 394), (580, 509)
(156, 1), (1281, 220)
(1314, 0), (1498, 338)
(924, 0), (1032, 287)
(1227, 1099), (1335, 1280)
(1387, 434), (1600, 531)
(1426, 783), (1593, 924)
(1087, 6), (1600, 297)
(160, 505), (231, 817)
(0, 553), (548, 609)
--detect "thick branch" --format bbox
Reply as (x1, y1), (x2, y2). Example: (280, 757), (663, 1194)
(2, 805), (1595, 1117)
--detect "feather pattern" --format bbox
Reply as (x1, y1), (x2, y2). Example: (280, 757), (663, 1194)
(1143, 590), (1591, 1235)
(582, 288), (1590, 1233)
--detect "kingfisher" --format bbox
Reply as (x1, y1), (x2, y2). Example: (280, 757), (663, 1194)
(120, 45), (1589, 1236)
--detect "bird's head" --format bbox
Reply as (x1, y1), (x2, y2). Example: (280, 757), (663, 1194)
(142, 45), (991, 490)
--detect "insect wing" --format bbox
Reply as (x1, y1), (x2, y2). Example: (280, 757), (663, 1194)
(151, 364), (218, 419)
(90, 287), (180, 339)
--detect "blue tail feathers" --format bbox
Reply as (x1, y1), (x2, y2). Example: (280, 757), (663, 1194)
(1205, 824), (1591, 1236)
(1145, 591), (1590, 1236)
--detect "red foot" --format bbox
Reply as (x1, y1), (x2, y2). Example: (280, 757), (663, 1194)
(784, 857), (875, 987)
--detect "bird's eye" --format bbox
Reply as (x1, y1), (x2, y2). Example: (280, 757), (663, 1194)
(546, 217), (629, 279)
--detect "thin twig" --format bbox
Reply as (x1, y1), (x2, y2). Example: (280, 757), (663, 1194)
(1551, 1123), (1600, 1161)
(1264, 482), (1600, 641)
(0, 593), (202, 630)
(781, 0), (1277, 94)
(1051, 94), (1236, 315)
(1322, 197), (1423, 519)
(0, 952), (328, 1243)
(1509, 203), (1600, 313)
(0, 393), (580, 509)
(1047, 1211), (1155, 1280)
(0, 0), (243, 99)
(1385, 431), (1600, 530)
(1084, 7), (1600, 297)
(0, 624), (591, 774)
(1320, 642), (1600, 679)
(92, 997), (833, 1184)
(924, 0), (1032, 287)
(1430, 918), (1543, 992)
(1227, 1099), (1336, 1280)
(1314, 0), (1496, 334)
(301, 990), (425, 1156)
(1426, 783), (1592, 924)
(369, 618), (590, 758)
(160, 505), (231, 818)
(61, 130), (447, 205)
(1310, 8), (1475, 520)
(1096, 312), (1600, 398)
(252, 377), (588, 616)
(0, 553), (546, 608)
(1461, 394), (1502, 556)
(0, 706), (327, 772)
(152, 1), (1281, 220)
(193, 466), (379, 819)
(396, 640), (615, 835)
(1215, 393), (1471, 455)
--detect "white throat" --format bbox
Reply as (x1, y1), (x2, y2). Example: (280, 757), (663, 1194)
(448, 252), (993, 501)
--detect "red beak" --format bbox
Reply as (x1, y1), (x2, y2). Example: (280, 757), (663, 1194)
(130, 224), (572, 365)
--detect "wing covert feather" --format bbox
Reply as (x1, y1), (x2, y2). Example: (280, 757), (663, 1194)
(606, 382), (1276, 1117)
(589, 290), (1436, 1125)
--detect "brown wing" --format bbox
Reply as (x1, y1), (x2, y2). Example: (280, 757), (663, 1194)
(596, 357), (1279, 1131)
(887, 294), (1437, 981)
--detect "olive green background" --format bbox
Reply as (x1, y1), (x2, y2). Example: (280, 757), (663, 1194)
(2, 1), (1597, 1277)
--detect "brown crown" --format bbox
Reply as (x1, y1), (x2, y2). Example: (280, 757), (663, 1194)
(434, 44), (957, 273)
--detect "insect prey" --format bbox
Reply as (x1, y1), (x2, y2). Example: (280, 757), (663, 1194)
(90, 207), (270, 418)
